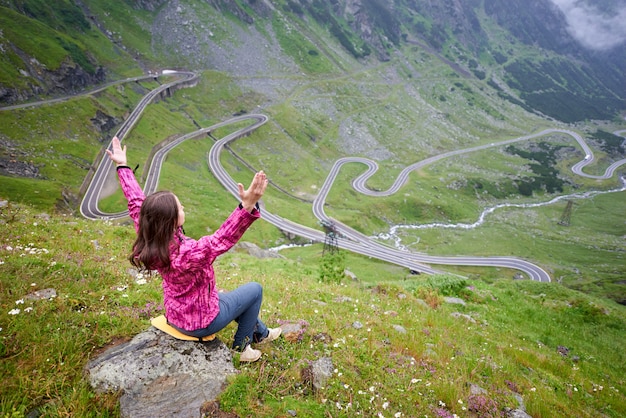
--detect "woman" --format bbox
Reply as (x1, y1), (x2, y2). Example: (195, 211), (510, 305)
(107, 136), (280, 362)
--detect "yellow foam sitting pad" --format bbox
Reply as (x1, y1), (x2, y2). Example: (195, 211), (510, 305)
(150, 315), (216, 342)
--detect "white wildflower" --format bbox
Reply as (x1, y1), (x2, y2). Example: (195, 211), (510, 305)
(9, 309), (20, 315)
(15, 299), (24, 305)
(24, 307), (33, 313)
(136, 278), (147, 285)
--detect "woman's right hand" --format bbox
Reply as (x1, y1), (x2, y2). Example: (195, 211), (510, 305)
(106, 136), (127, 166)
(238, 171), (268, 212)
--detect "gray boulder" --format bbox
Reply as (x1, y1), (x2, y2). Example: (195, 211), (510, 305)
(85, 327), (237, 418)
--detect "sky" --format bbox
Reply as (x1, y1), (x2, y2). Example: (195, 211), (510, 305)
(549, 0), (626, 50)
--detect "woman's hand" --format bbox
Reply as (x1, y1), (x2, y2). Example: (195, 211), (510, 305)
(106, 136), (127, 166)
(238, 171), (268, 212)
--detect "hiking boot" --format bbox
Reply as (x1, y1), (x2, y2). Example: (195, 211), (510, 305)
(239, 345), (262, 362)
(259, 327), (282, 344)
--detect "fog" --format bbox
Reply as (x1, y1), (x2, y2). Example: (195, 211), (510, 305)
(549, 0), (626, 50)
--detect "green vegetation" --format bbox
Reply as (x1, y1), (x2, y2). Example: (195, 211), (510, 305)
(271, 14), (337, 75)
(302, 0), (372, 59)
(504, 59), (625, 123)
(318, 249), (346, 283)
(591, 130), (626, 156)
(79, 0), (158, 67)
(0, 8), (77, 83)
(505, 142), (566, 196)
(0, 2), (139, 90)
(6, 0), (90, 32)
(385, 190), (626, 303)
(1, 202), (625, 417)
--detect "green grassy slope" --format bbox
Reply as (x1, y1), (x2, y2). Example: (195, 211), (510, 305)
(0, 200), (624, 417)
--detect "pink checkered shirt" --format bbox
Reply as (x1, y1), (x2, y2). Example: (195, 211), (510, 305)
(117, 167), (260, 331)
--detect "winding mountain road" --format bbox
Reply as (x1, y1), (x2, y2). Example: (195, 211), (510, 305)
(13, 71), (625, 282)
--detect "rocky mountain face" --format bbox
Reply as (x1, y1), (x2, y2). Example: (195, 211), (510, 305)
(1, 0), (624, 122)
(0, 60), (106, 104)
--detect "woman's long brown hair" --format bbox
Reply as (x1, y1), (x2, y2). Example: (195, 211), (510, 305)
(129, 191), (179, 272)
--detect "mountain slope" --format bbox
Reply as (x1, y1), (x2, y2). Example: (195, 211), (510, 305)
(0, 0), (624, 305)
(1, 0), (624, 122)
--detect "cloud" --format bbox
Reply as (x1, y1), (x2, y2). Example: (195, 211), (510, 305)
(549, 0), (626, 50)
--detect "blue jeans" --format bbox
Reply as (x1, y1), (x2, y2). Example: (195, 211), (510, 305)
(173, 282), (269, 350)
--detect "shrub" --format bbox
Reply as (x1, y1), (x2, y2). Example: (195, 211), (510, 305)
(425, 274), (468, 296)
(318, 250), (346, 284)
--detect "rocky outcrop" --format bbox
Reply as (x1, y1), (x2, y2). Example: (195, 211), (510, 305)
(0, 138), (41, 178)
(0, 52), (106, 106)
(85, 327), (237, 418)
(0, 158), (40, 178)
(90, 110), (121, 137)
(340, 0), (401, 61)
